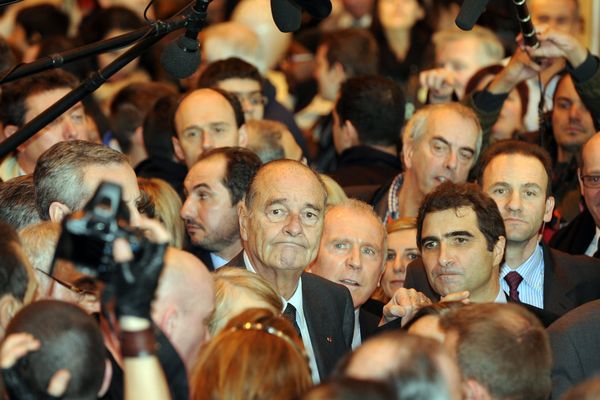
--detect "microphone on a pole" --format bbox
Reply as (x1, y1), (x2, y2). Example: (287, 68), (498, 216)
(270, 0), (332, 32)
(455, 0), (489, 31)
(160, 0), (211, 79)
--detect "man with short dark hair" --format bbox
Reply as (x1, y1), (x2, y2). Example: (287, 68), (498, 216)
(33, 140), (141, 224)
(439, 303), (552, 400)
(181, 147), (262, 270)
(312, 28), (379, 172)
(0, 69), (87, 181)
(233, 159), (355, 382)
(478, 140), (600, 317)
(329, 76), (405, 187)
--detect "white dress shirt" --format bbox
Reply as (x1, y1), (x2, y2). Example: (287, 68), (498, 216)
(500, 244), (545, 309)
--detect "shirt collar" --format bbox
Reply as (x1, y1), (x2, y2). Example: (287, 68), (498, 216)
(500, 244), (544, 289)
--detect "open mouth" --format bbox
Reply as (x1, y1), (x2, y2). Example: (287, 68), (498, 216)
(339, 279), (360, 287)
(435, 176), (449, 184)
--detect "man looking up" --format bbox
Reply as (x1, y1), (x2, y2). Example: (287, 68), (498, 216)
(478, 140), (600, 317)
(369, 102), (482, 223)
(234, 160), (354, 382)
(310, 199), (386, 348)
(181, 147), (262, 270)
(172, 88), (247, 169)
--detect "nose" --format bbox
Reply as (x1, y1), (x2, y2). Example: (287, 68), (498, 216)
(445, 150), (458, 171)
(347, 245), (362, 270)
(438, 242), (452, 268)
(62, 118), (78, 140)
(129, 205), (142, 228)
(507, 190), (522, 212)
(568, 103), (583, 121)
(284, 213), (303, 237)
(397, 258), (408, 274)
(201, 131), (214, 152)
(180, 196), (194, 221)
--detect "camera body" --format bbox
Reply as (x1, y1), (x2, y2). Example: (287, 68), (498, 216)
(52, 181), (142, 281)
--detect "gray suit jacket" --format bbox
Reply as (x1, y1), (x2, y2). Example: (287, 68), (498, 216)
(548, 299), (600, 399)
(224, 252), (355, 379)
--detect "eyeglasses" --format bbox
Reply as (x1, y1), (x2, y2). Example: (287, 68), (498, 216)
(231, 91), (268, 107)
(35, 268), (99, 302)
(580, 174), (600, 188)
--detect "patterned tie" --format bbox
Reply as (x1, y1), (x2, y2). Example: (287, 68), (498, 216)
(283, 303), (302, 338)
(504, 271), (524, 302)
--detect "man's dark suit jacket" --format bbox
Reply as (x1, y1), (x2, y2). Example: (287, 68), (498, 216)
(549, 208), (597, 256)
(403, 244), (600, 321)
(548, 299), (600, 399)
(225, 252), (355, 380)
(359, 307), (380, 342)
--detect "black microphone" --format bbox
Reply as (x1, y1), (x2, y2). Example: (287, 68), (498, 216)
(512, 0), (539, 48)
(455, 0), (489, 31)
(160, 0), (211, 79)
(270, 0), (332, 33)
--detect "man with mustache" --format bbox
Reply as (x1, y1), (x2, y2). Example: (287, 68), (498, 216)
(180, 147), (261, 270)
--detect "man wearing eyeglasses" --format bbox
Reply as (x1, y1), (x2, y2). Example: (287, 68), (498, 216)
(551, 132), (600, 258)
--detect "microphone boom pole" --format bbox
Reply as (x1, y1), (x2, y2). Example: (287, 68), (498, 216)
(0, 13), (191, 159)
(512, 0), (539, 48)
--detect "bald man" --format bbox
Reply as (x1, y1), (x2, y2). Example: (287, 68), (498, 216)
(152, 248), (215, 371)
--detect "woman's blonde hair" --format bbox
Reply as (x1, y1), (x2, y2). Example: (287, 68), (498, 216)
(209, 267), (283, 335)
(191, 308), (312, 400)
(320, 174), (348, 205)
(137, 177), (185, 248)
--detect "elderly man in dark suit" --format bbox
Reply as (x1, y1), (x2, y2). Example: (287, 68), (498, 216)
(227, 159), (354, 382)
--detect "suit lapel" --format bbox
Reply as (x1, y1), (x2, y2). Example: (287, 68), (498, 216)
(542, 245), (577, 315)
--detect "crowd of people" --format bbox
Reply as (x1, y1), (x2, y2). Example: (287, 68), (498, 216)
(1, 0), (600, 399)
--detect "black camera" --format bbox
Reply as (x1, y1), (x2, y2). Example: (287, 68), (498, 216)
(52, 181), (142, 281)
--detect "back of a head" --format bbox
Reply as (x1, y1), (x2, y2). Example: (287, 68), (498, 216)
(18, 221), (61, 287)
(0, 175), (41, 231)
(5, 300), (106, 399)
(302, 377), (397, 400)
(109, 82), (177, 154)
(245, 119), (287, 163)
(143, 94), (180, 160)
(200, 21), (261, 69)
(439, 303), (552, 400)
(336, 76), (405, 147)
(191, 308), (311, 400)
(322, 28), (379, 77)
(340, 330), (455, 400)
(33, 140), (127, 220)
(0, 221), (29, 304)
(209, 267), (282, 335)
(197, 57), (263, 91)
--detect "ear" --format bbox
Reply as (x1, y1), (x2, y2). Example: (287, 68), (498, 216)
(332, 62), (347, 84)
(133, 126), (144, 146)
(402, 140), (415, 169)
(238, 124), (248, 148)
(0, 295), (22, 332)
(98, 359), (113, 397)
(493, 235), (506, 267)
(171, 136), (185, 163)
(238, 201), (249, 242)
(160, 307), (178, 338)
(48, 202), (72, 223)
(3, 125), (26, 153)
(578, 168), (585, 197)
(343, 120), (360, 147)
(543, 196), (555, 223)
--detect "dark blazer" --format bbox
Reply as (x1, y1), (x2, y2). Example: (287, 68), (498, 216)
(548, 299), (600, 399)
(549, 208), (597, 256)
(404, 244), (600, 318)
(359, 307), (380, 342)
(187, 245), (215, 271)
(224, 252), (355, 380)
(328, 146), (402, 188)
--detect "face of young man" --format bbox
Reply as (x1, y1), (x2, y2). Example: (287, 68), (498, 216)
(173, 89), (244, 168)
(420, 206), (504, 302)
(310, 207), (386, 308)
(181, 154), (240, 253)
(481, 154), (554, 249)
(216, 78), (265, 122)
